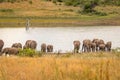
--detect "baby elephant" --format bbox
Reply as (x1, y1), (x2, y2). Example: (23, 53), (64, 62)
(47, 45), (53, 52)
(1, 47), (19, 56)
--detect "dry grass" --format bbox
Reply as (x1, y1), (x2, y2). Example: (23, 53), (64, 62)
(0, 53), (120, 80)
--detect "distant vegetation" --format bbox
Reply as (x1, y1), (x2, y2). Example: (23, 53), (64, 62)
(0, 0), (32, 4)
(48, 0), (120, 6)
(45, 0), (120, 15)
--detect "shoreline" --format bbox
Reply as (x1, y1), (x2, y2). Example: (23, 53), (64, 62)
(0, 16), (120, 27)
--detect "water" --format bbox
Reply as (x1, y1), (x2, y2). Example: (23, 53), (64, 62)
(0, 26), (120, 52)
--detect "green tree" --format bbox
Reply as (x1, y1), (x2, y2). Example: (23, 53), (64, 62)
(82, 0), (99, 13)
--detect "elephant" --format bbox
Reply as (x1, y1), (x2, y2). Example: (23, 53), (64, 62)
(41, 43), (46, 52)
(91, 42), (96, 52)
(105, 41), (112, 51)
(99, 44), (106, 51)
(0, 39), (4, 52)
(11, 43), (22, 49)
(82, 39), (91, 52)
(73, 40), (80, 53)
(47, 45), (53, 52)
(92, 39), (99, 51)
(24, 40), (37, 49)
(1, 47), (19, 56)
(98, 39), (105, 45)
(92, 39), (105, 51)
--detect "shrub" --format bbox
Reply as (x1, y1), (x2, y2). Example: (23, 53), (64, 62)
(18, 48), (36, 57)
(0, 9), (14, 12)
(29, 0), (32, 4)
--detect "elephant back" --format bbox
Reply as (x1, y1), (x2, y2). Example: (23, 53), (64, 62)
(12, 43), (22, 49)
(30, 40), (37, 49)
(24, 40), (37, 49)
(1, 47), (19, 55)
(99, 39), (105, 45)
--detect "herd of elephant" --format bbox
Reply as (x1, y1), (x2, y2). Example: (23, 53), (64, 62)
(0, 38), (112, 56)
(0, 39), (53, 56)
(73, 39), (112, 53)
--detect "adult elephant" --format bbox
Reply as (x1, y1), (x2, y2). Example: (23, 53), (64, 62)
(82, 39), (91, 52)
(11, 43), (22, 49)
(98, 39), (105, 45)
(47, 45), (53, 52)
(73, 40), (80, 53)
(41, 43), (46, 52)
(92, 39), (99, 51)
(1, 47), (19, 56)
(92, 39), (105, 51)
(24, 40), (37, 49)
(0, 39), (4, 52)
(105, 41), (112, 52)
(99, 44), (106, 51)
(91, 42), (96, 52)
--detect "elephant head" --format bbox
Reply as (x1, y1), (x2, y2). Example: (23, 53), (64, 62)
(82, 39), (91, 52)
(0, 39), (4, 52)
(47, 45), (53, 52)
(73, 40), (80, 53)
(105, 41), (112, 52)
(41, 43), (46, 53)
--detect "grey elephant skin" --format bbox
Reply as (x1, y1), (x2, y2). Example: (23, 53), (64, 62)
(0, 39), (4, 52)
(73, 40), (80, 53)
(24, 40), (37, 49)
(47, 45), (53, 52)
(41, 43), (47, 52)
(12, 43), (22, 49)
(82, 39), (91, 52)
(1, 47), (19, 56)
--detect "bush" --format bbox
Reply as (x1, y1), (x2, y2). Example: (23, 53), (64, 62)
(0, 9), (14, 12)
(29, 0), (32, 4)
(18, 49), (36, 57)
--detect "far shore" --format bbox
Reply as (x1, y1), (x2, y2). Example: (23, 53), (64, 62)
(0, 16), (120, 27)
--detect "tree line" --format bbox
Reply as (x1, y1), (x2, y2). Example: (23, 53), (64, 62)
(47, 0), (120, 6)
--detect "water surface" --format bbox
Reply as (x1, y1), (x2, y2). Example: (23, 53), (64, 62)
(0, 26), (120, 52)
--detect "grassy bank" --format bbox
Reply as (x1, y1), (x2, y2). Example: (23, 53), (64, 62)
(0, 15), (120, 27)
(0, 52), (120, 80)
(0, 0), (120, 27)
